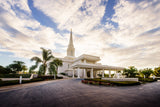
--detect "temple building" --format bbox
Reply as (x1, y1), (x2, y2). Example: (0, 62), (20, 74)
(58, 30), (124, 78)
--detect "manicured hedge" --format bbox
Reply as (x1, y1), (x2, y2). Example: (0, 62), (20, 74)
(0, 78), (43, 87)
(38, 76), (63, 80)
(138, 77), (157, 82)
(0, 74), (31, 78)
(82, 78), (140, 86)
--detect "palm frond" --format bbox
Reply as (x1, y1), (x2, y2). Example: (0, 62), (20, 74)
(46, 55), (54, 61)
(31, 57), (42, 65)
(38, 64), (45, 75)
(29, 65), (38, 73)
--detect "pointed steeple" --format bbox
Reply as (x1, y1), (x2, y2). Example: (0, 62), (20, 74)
(67, 29), (75, 57)
(69, 29), (73, 46)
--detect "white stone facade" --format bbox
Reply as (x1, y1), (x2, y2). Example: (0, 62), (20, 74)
(58, 30), (124, 78)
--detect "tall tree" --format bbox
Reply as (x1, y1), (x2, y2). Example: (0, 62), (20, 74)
(123, 66), (138, 78)
(30, 47), (54, 75)
(48, 58), (63, 79)
(22, 65), (28, 73)
(153, 66), (160, 76)
(140, 68), (153, 78)
(7, 61), (25, 73)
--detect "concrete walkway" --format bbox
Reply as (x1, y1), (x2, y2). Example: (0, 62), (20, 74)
(0, 79), (160, 107)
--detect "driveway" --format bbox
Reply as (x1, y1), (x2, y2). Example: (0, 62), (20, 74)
(0, 79), (160, 107)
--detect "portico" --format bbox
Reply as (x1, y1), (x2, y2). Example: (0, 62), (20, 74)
(72, 63), (124, 78)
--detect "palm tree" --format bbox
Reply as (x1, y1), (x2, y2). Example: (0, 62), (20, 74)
(30, 47), (54, 75)
(140, 68), (153, 78)
(22, 65), (28, 73)
(7, 61), (25, 73)
(123, 66), (138, 78)
(48, 58), (63, 79)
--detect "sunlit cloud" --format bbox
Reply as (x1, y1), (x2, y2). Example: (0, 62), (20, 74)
(0, 0), (160, 69)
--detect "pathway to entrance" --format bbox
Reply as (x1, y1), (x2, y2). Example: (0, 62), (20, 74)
(0, 79), (160, 107)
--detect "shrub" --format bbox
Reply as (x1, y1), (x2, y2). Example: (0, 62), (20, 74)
(0, 74), (31, 78)
(38, 76), (63, 80)
(0, 78), (44, 87)
(22, 78), (43, 83)
(60, 72), (67, 76)
(138, 77), (157, 82)
(0, 80), (19, 86)
(82, 78), (140, 86)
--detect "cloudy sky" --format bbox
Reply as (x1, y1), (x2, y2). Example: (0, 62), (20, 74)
(0, 0), (160, 69)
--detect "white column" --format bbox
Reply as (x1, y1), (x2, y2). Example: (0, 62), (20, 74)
(109, 70), (111, 78)
(72, 69), (75, 78)
(102, 69), (104, 78)
(84, 59), (86, 63)
(121, 70), (123, 74)
(77, 67), (80, 78)
(19, 76), (22, 84)
(84, 69), (87, 78)
(91, 68), (93, 78)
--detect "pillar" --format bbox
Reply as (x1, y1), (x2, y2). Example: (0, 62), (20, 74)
(121, 70), (123, 74)
(109, 70), (111, 78)
(91, 68), (93, 78)
(102, 69), (104, 78)
(77, 67), (80, 78)
(84, 69), (87, 78)
(72, 69), (74, 78)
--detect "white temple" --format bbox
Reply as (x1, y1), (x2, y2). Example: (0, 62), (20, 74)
(58, 30), (124, 78)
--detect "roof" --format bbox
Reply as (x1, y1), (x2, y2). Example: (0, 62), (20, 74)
(71, 63), (125, 70)
(73, 54), (100, 62)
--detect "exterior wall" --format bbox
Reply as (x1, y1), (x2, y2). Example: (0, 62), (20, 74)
(58, 61), (73, 73)
(86, 60), (96, 64)
(73, 60), (82, 64)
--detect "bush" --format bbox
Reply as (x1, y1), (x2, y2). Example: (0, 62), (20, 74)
(83, 78), (140, 86)
(38, 76), (63, 80)
(0, 74), (31, 78)
(0, 80), (19, 86)
(138, 77), (157, 82)
(60, 72), (67, 76)
(0, 78), (44, 87)
(110, 81), (140, 86)
(22, 78), (43, 83)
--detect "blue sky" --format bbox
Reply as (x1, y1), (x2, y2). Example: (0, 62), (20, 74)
(0, 0), (160, 69)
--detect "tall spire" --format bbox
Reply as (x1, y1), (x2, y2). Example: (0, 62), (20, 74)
(69, 29), (73, 46)
(67, 29), (75, 57)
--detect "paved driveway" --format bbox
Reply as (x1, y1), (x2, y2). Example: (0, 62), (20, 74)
(0, 79), (160, 107)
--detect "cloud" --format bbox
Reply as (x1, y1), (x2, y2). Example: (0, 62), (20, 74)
(0, 0), (67, 59)
(33, 0), (107, 35)
(101, 0), (160, 68)
(0, 0), (160, 69)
